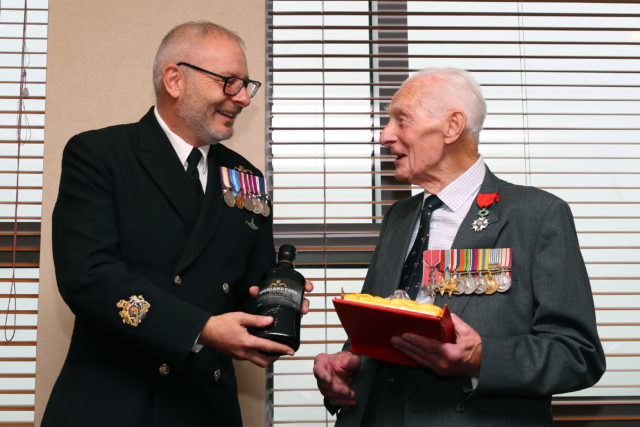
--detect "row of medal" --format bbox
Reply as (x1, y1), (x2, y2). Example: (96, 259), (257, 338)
(422, 248), (512, 297)
(219, 166), (271, 217)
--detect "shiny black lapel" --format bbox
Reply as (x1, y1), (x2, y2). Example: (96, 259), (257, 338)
(175, 146), (225, 271)
(134, 109), (202, 230)
(434, 167), (508, 314)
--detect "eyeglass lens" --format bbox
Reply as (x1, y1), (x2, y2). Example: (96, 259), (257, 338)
(225, 78), (258, 98)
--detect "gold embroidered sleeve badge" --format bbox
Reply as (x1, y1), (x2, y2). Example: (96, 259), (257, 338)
(116, 295), (150, 327)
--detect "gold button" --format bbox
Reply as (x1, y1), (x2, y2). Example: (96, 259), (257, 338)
(213, 369), (221, 382)
(173, 275), (182, 285)
(222, 282), (230, 294)
(159, 363), (170, 376)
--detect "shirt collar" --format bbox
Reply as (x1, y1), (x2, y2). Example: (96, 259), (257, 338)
(153, 106), (209, 173)
(424, 157), (486, 212)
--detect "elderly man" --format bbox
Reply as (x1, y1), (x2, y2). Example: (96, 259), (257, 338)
(42, 22), (310, 427)
(314, 68), (605, 426)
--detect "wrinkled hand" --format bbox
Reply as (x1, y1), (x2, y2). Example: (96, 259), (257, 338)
(313, 351), (361, 407)
(390, 313), (482, 376)
(250, 279), (314, 314)
(198, 313), (294, 367)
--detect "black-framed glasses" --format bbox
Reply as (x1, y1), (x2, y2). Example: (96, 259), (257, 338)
(177, 62), (261, 98)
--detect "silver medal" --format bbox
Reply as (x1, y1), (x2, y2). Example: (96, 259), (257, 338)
(475, 274), (489, 294)
(464, 275), (477, 294)
(453, 275), (465, 295)
(498, 274), (512, 292)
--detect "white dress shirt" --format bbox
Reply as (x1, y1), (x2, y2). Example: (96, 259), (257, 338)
(153, 107), (209, 192)
(408, 157), (486, 304)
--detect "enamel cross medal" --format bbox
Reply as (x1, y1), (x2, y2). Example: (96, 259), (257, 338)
(471, 192), (500, 232)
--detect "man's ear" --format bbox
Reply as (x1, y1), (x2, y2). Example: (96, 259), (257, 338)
(162, 64), (184, 99)
(444, 110), (466, 144)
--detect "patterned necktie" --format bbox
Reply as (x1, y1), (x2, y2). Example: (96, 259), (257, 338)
(186, 147), (203, 195)
(399, 195), (444, 299)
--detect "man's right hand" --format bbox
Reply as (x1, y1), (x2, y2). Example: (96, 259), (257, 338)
(198, 313), (294, 367)
(313, 351), (361, 407)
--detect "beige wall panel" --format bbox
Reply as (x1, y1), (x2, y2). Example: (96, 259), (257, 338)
(36, 1), (266, 425)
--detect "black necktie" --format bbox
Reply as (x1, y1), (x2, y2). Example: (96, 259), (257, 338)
(186, 147), (203, 195)
(399, 195), (444, 299)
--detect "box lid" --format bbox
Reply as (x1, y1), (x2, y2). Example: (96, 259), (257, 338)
(333, 298), (455, 366)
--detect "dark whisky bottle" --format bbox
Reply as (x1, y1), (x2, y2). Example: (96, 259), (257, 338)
(253, 244), (305, 351)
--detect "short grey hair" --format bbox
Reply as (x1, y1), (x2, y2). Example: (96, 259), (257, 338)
(405, 68), (487, 140)
(152, 21), (244, 96)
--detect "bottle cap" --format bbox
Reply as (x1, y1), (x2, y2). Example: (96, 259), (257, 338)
(278, 244), (297, 263)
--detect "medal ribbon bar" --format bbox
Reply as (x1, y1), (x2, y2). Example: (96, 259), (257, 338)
(422, 248), (513, 297)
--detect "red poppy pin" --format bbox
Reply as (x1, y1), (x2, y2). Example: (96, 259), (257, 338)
(471, 193), (500, 232)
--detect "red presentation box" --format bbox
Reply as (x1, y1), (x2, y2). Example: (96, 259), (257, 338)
(333, 298), (455, 366)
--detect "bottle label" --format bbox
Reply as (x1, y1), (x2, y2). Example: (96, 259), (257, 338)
(257, 278), (302, 310)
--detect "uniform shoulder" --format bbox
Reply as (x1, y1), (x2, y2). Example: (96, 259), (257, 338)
(498, 179), (569, 212)
(212, 144), (265, 178)
(66, 121), (139, 151)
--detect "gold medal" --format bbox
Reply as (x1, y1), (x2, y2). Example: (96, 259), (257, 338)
(261, 202), (270, 217)
(235, 195), (244, 210)
(446, 279), (459, 297)
(485, 274), (499, 294)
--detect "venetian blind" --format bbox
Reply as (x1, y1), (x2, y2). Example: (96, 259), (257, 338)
(0, 0), (47, 425)
(267, 0), (639, 425)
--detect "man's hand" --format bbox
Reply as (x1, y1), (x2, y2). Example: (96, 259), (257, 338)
(250, 279), (314, 314)
(301, 279), (313, 314)
(313, 351), (361, 407)
(198, 313), (294, 367)
(390, 313), (482, 376)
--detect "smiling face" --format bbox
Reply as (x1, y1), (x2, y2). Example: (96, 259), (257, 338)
(380, 77), (451, 188)
(173, 34), (251, 146)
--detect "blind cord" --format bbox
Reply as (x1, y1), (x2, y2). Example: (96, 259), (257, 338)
(5, 0), (30, 343)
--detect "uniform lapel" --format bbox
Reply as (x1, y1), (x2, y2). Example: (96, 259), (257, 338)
(134, 109), (202, 230)
(175, 147), (225, 271)
(435, 168), (508, 314)
(377, 194), (424, 298)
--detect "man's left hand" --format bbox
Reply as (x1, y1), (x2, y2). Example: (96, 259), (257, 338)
(390, 313), (482, 376)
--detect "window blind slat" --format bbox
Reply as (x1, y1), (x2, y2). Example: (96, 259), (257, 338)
(0, 1), (47, 425)
(268, 1), (640, 425)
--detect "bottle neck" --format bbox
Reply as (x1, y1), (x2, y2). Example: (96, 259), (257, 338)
(277, 259), (295, 269)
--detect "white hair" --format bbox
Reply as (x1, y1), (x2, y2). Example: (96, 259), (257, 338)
(404, 68), (487, 140)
